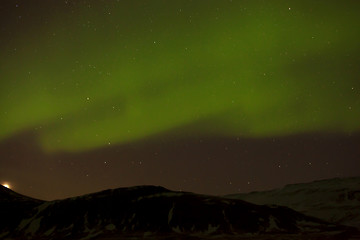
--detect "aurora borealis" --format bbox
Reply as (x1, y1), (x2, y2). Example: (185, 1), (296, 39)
(0, 0), (359, 200)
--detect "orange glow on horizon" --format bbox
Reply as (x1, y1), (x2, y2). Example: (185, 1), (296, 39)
(2, 183), (11, 189)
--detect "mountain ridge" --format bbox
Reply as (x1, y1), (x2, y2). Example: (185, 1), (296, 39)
(226, 176), (360, 230)
(1, 182), (358, 239)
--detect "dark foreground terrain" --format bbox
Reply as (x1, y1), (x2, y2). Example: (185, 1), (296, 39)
(0, 180), (358, 240)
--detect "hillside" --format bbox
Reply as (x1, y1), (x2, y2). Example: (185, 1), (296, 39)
(226, 177), (360, 230)
(0, 184), (357, 239)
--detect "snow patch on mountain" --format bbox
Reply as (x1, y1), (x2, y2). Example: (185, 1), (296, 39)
(26, 216), (42, 235)
(265, 216), (280, 232)
(105, 224), (116, 231)
(44, 226), (56, 236)
(168, 204), (175, 224)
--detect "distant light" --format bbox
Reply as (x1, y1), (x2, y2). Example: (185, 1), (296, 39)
(2, 183), (10, 189)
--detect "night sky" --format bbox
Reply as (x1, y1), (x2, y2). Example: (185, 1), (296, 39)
(0, 0), (359, 201)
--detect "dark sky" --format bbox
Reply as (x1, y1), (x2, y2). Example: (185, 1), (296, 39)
(0, 0), (359, 200)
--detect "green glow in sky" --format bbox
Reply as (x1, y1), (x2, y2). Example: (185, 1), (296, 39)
(1, 1), (359, 152)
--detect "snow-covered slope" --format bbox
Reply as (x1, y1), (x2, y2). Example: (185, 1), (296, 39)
(226, 177), (360, 230)
(0, 185), (357, 240)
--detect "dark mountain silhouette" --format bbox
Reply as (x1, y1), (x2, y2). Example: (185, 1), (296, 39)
(0, 185), (43, 236)
(226, 177), (360, 230)
(0, 185), (357, 240)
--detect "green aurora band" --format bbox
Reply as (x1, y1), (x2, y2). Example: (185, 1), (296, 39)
(0, 0), (359, 152)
